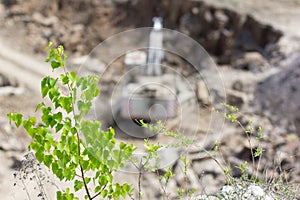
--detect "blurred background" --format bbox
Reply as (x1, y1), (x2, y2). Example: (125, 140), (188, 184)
(0, 0), (299, 199)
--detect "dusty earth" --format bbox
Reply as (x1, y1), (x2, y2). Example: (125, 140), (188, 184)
(0, 0), (300, 199)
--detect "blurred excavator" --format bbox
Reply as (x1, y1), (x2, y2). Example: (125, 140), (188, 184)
(121, 18), (177, 124)
(109, 17), (179, 138)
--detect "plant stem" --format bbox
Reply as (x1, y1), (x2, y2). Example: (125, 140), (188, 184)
(21, 178), (32, 200)
(137, 158), (145, 200)
(34, 169), (49, 200)
(64, 68), (92, 200)
(138, 167), (142, 200)
(156, 170), (169, 200)
(79, 160), (91, 199)
(237, 121), (256, 175)
(91, 184), (107, 200)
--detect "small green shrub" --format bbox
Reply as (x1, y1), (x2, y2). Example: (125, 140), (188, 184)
(210, 103), (299, 199)
(8, 43), (135, 200)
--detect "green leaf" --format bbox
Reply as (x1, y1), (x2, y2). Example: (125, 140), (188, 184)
(58, 45), (64, 55)
(119, 142), (126, 150)
(107, 160), (114, 169)
(257, 126), (263, 140)
(52, 162), (64, 180)
(44, 141), (52, 152)
(71, 88), (77, 103)
(7, 113), (23, 128)
(35, 149), (44, 163)
(35, 102), (45, 112)
(77, 100), (91, 116)
(57, 189), (79, 200)
(42, 107), (52, 126)
(68, 72), (77, 82)
(55, 123), (63, 132)
(74, 180), (84, 192)
(41, 76), (50, 98)
(63, 54), (68, 66)
(81, 160), (89, 170)
(70, 127), (77, 134)
(44, 155), (53, 167)
(50, 78), (58, 87)
(98, 175), (108, 186)
(23, 117), (36, 134)
(103, 150), (109, 159)
(52, 162), (59, 173)
(56, 191), (63, 200)
(61, 74), (69, 85)
(94, 186), (101, 193)
(46, 41), (53, 51)
(59, 97), (73, 113)
(15, 113), (23, 127)
(51, 61), (61, 70)
(254, 147), (263, 157)
(85, 177), (91, 184)
(94, 87), (100, 97)
(65, 168), (76, 180)
(7, 112), (12, 124)
(53, 112), (63, 123)
(29, 141), (40, 152)
(63, 117), (72, 131)
(101, 189), (108, 198)
(49, 87), (60, 102)
(122, 184), (131, 193)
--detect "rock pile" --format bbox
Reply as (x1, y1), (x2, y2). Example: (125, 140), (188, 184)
(117, 0), (282, 64)
(2, 0), (120, 54)
(1, 0), (282, 66)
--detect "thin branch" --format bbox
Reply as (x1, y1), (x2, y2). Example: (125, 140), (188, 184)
(75, 173), (83, 178)
(33, 170), (49, 200)
(138, 158), (144, 200)
(156, 170), (169, 200)
(90, 184), (107, 200)
(21, 178), (32, 200)
(91, 191), (101, 200)
(138, 168), (142, 200)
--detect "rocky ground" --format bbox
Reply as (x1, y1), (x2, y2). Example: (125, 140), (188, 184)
(0, 0), (300, 199)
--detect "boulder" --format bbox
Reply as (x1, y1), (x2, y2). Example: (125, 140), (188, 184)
(192, 159), (225, 194)
(234, 52), (269, 72)
(32, 12), (58, 27)
(254, 53), (300, 133)
(0, 73), (11, 87)
(232, 80), (243, 92)
(213, 10), (229, 30)
(196, 80), (210, 105)
(243, 15), (282, 48)
(179, 8), (202, 37)
(0, 73), (18, 87)
(1, 0), (17, 8)
(226, 89), (245, 109)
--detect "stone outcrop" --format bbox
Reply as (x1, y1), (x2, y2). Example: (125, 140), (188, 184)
(254, 53), (300, 133)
